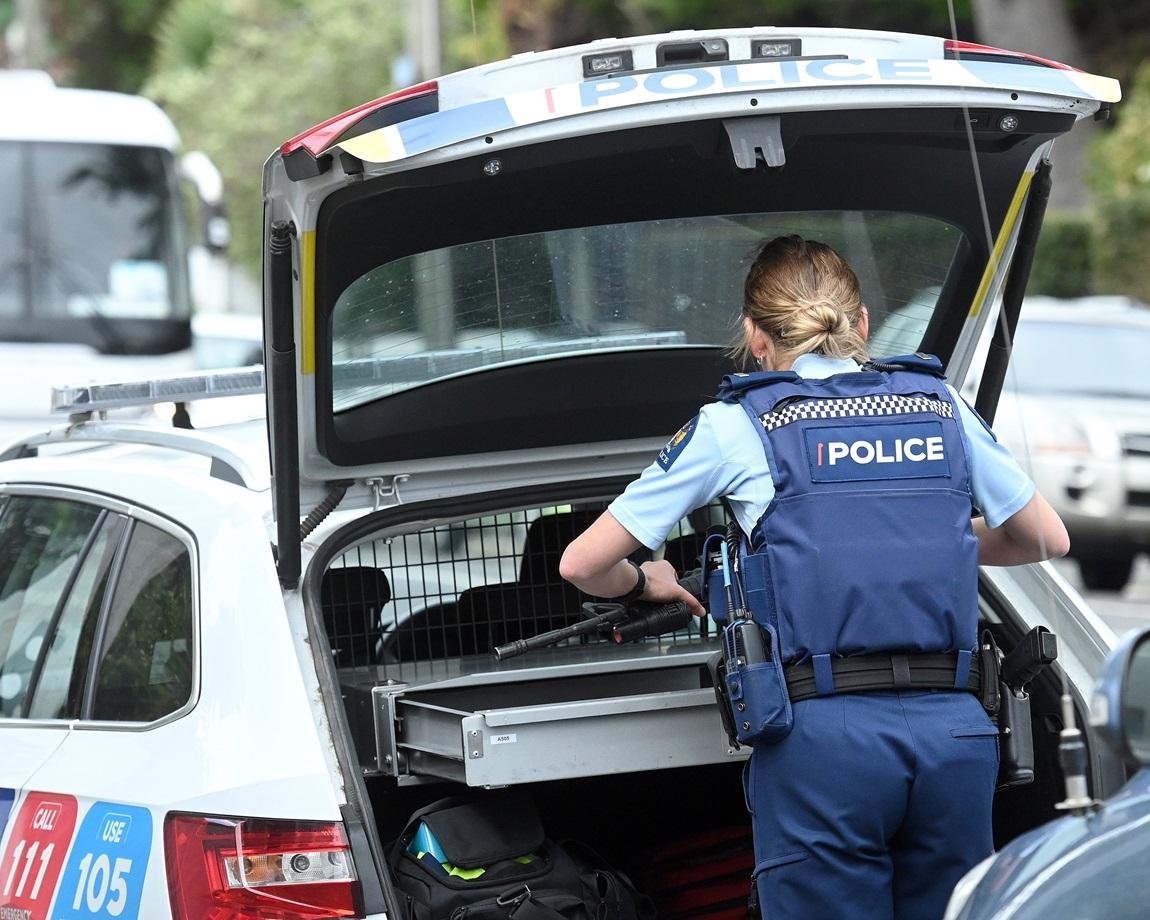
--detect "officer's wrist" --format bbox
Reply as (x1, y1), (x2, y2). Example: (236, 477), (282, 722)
(614, 559), (646, 603)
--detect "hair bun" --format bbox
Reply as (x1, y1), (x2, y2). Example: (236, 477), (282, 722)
(790, 299), (848, 339)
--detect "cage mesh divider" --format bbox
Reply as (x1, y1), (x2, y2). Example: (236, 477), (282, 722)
(320, 501), (725, 676)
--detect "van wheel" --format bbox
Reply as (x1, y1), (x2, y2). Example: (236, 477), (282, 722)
(1078, 554), (1134, 592)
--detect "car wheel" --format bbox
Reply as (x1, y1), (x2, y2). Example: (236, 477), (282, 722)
(1078, 554), (1135, 592)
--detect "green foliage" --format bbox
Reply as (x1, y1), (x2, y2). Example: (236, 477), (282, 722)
(1089, 60), (1150, 301)
(1092, 191), (1150, 301)
(443, 0), (508, 70)
(631, 0), (973, 38)
(1028, 213), (1092, 298)
(146, 0), (408, 273)
(51, 0), (178, 92)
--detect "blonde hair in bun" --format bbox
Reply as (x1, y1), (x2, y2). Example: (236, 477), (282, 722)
(737, 235), (869, 367)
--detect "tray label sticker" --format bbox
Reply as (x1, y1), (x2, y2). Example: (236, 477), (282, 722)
(53, 803), (152, 920)
(490, 733), (518, 745)
(0, 792), (78, 920)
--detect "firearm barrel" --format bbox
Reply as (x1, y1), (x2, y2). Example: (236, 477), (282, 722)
(492, 608), (619, 661)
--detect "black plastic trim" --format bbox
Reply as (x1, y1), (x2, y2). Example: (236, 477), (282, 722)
(975, 159), (1053, 424)
(267, 220), (302, 587)
(328, 348), (730, 466)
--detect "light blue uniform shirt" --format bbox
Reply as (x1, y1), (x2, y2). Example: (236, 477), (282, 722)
(609, 353), (1036, 550)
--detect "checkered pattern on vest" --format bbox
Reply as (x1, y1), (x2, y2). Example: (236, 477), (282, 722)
(758, 393), (954, 432)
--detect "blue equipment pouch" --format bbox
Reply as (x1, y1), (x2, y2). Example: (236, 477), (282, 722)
(722, 620), (793, 745)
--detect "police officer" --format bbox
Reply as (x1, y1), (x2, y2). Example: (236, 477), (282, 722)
(559, 235), (1069, 920)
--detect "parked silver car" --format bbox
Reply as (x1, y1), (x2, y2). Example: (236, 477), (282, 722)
(991, 297), (1150, 590)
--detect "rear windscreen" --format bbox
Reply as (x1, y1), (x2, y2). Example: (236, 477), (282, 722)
(331, 211), (961, 412)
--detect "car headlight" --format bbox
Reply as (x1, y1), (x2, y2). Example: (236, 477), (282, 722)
(1032, 416), (1091, 456)
(942, 853), (998, 920)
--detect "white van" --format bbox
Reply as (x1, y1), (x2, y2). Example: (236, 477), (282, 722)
(0, 71), (231, 441)
(0, 28), (1126, 919)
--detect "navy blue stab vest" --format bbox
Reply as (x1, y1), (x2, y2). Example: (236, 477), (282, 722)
(716, 355), (980, 665)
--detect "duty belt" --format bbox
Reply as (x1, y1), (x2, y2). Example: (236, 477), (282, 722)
(784, 652), (980, 703)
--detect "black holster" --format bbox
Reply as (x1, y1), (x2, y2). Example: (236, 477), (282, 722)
(980, 629), (1036, 789)
(707, 651), (741, 750)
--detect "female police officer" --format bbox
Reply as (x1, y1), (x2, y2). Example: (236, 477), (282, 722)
(559, 235), (1069, 920)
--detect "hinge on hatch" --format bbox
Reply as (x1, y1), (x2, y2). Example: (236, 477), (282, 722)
(365, 474), (411, 512)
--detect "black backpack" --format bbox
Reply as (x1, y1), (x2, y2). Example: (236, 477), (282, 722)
(389, 791), (654, 920)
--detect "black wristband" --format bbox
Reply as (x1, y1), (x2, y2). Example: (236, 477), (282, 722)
(616, 559), (646, 603)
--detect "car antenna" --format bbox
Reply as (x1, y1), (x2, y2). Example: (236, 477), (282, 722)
(946, 0), (1095, 817)
(1054, 678), (1097, 815)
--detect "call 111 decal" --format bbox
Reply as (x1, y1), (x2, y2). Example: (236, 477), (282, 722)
(0, 792), (77, 920)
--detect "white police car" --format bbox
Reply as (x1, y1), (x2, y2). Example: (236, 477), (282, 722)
(0, 27), (1125, 920)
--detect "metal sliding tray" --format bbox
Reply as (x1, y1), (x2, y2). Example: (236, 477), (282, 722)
(343, 639), (748, 786)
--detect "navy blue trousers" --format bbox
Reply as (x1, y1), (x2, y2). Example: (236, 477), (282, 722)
(745, 690), (998, 920)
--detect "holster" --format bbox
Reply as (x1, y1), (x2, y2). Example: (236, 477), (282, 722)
(997, 685), (1036, 788)
(980, 629), (1036, 788)
(707, 651), (741, 750)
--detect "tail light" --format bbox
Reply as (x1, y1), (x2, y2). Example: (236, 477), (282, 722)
(165, 813), (359, 919)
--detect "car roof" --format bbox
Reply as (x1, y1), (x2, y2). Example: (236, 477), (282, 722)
(0, 416), (272, 494)
(0, 71), (181, 148)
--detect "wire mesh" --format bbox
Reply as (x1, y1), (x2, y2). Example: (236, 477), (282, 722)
(320, 501), (724, 674)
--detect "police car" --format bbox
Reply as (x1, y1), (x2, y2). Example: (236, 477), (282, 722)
(0, 27), (1125, 920)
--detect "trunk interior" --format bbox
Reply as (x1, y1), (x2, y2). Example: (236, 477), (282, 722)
(315, 488), (1085, 913)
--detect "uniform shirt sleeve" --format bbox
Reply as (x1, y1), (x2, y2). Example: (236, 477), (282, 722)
(609, 408), (743, 550)
(950, 385), (1036, 529)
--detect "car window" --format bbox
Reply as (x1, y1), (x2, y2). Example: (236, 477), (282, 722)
(1010, 319), (1150, 399)
(330, 211), (961, 411)
(0, 497), (103, 718)
(25, 514), (128, 720)
(90, 521), (194, 722)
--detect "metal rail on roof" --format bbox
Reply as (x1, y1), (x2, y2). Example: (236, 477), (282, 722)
(0, 423), (266, 490)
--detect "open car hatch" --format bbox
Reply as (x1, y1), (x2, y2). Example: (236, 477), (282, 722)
(262, 27), (1119, 584)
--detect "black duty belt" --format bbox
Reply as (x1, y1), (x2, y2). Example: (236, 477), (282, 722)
(784, 652), (981, 703)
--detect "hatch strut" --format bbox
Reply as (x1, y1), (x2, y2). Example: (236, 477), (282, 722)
(973, 158), (1053, 425)
(268, 220), (302, 587)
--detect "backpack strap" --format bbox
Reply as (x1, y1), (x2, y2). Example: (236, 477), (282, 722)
(500, 888), (573, 920)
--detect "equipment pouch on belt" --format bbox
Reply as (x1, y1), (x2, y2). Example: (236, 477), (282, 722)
(981, 627), (1057, 789)
(721, 620), (793, 746)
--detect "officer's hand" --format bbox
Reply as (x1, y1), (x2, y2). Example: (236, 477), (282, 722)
(640, 559), (707, 617)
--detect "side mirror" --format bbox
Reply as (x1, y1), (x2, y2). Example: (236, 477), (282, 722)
(179, 151), (230, 253)
(1090, 627), (1150, 767)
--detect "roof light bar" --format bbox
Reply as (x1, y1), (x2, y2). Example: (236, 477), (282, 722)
(52, 367), (265, 415)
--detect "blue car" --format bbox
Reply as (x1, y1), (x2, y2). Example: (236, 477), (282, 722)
(945, 627), (1150, 919)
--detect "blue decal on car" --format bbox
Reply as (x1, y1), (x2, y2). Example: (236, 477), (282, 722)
(0, 787), (13, 842)
(53, 802), (152, 920)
